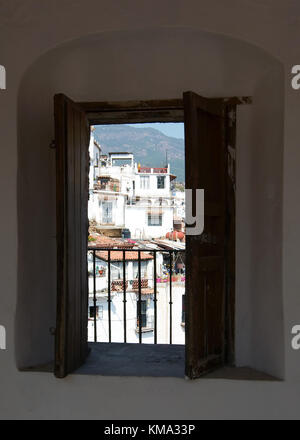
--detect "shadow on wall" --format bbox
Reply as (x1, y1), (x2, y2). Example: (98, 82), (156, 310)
(15, 27), (284, 378)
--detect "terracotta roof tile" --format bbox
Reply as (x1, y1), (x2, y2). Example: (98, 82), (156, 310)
(89, 234), (134, 249)
(96, 250), (153, 262)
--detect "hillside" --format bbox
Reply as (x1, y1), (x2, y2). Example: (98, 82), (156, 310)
(94, 125), (185, 183)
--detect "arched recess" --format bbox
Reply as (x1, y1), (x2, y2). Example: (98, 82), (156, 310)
(16, 27), (285, 378)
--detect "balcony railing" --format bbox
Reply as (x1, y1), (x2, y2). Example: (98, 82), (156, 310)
(88, 247), (185, 345)
(138, 167), (168, 174)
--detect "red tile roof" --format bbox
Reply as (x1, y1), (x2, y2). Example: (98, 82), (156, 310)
(89, 234), (134, 249)
(96, 250), (153, 262)
(89, 234), (153, 260)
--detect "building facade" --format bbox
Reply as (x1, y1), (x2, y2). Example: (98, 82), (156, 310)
(88, 149), (179, 239)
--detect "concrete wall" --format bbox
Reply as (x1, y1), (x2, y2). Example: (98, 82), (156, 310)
(0, 0), (299, 420)
(125, 205), (174, 239)
(135, 174), (171, 197)
(235, 68), (284, 377)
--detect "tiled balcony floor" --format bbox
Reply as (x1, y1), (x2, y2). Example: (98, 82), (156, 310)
(22, 343), (279, 381)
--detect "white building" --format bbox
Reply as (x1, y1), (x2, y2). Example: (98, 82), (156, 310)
(173, 191), (185, 220)
(172, 190), (186, 232)
(88, 151), (176, 239)
(88, 128), (102, 191)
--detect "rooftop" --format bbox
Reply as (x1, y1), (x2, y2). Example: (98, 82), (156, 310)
(108, 152), (133, 156)
(89, 234), (154, 261)
(89, 234), (134, 249)
(96, 250), (153, 262)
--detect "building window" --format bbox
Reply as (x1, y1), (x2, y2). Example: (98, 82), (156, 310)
(53, 93), (232, 379)
(140, 176), (150, 189)
(157, 176), (165, 189)
(102, 201), (113, 224)
(133, 260), (148, 279)
(111, 263), (121, 280)
(89, 306), (99, 319)
(95, 152), (99, 167)
(90, 305), (103, 320)
(137, 300), (147, 328)
(148, 213), (162, 226)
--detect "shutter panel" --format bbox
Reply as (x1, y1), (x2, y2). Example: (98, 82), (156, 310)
(54, 94), (90, 378)
(184, 91), (226, 378)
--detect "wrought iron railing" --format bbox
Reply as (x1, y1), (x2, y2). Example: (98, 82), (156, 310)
(88, 247), (185, 345)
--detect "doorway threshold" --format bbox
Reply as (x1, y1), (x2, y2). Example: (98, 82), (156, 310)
(75, 342), (185, 378)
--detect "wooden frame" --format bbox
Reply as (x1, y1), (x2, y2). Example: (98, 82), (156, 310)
(79, 99), (184, 125)
(55, 95), (244, 377)
(54, 94), (90, 378)
(80, 97), (238, 368)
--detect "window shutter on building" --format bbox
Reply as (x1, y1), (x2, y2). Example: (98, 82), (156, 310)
(184, 91), (226, 378)
(54, 94), (90, 378)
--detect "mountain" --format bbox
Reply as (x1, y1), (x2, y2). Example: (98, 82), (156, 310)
(94, 125), (185, 183)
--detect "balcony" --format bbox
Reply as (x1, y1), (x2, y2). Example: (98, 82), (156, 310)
(75, 342), (185, 377)
(88, 247), (185, 345)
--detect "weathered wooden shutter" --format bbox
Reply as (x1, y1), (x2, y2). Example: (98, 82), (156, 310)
(54, 94), (90, 378)
(184, 91), (226, 378)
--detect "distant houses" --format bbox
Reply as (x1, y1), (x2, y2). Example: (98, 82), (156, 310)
(88, 131), (185, 239)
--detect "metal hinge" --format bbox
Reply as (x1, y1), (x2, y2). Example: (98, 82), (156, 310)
(49, 140), (56, 149)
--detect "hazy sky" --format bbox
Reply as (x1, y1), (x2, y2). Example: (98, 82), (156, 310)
(129, 122), (184, 139)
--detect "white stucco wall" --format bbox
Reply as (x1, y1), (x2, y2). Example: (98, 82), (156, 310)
(125, 205), (174, 239)
(135, 173), (171, 197)
(235, 68), (285, 376)
(0, 0), (299, 420)
(89, 192), (126, 226)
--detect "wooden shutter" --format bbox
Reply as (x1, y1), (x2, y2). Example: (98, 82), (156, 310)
(54, 94), (90, 378)
(184, 91), (226, 378)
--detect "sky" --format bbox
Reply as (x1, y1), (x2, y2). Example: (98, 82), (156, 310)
(129, 122), (184, 139)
